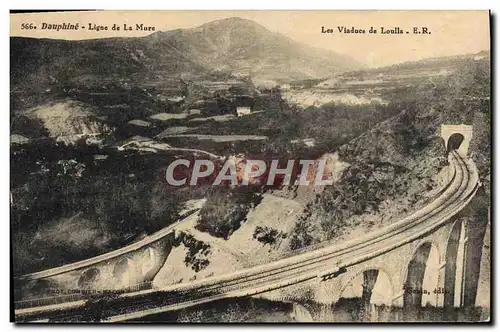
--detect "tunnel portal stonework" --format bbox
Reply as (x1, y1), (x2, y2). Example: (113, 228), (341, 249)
(440, 124), (473, 156)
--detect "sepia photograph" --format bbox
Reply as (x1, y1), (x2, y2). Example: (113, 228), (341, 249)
(9, 10), (491, 323)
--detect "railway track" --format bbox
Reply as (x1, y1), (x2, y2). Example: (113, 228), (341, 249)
(14, 151), (479, 322)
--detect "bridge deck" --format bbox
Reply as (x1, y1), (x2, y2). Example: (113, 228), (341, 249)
(15, 151), (480, 322)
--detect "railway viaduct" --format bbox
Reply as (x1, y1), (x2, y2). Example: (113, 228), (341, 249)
(14, 124), (489, 322)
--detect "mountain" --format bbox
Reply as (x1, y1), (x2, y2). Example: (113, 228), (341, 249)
(156, 17), (365, 81)
(10, 17), (364, 88)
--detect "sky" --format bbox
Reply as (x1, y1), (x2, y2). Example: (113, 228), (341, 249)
(10, 10), (490, 67)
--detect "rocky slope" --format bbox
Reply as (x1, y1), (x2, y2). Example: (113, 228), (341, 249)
(288, 55), (490, 249)
(11, 99), (112, 143)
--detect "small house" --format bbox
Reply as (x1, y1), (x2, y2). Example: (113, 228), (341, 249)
(236, 106), (251, 117)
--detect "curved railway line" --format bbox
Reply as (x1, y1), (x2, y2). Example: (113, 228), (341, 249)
(14, 151), (480, 322)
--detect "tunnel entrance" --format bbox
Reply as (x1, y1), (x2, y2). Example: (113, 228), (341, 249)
(440, 124), (473, 156)
(447, 133), (465, 153)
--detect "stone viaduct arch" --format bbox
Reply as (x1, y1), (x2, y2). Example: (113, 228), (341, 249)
(16, 231), (176, 301)
(335, 267), (394, 321)
(444, 219), (467, 308)
(77, 267), (101, 289)
(272, 212), (480, 322)
(336, 268), (394, 305)
(402, 241), (441, 319)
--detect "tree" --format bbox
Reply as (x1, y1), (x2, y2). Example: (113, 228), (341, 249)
(196, 187), (262, 239)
